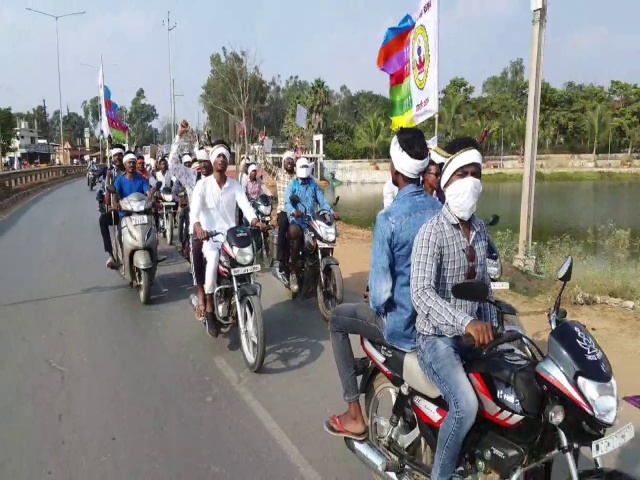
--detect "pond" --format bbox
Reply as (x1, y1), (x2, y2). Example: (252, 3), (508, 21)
(324, 180), (640, 242)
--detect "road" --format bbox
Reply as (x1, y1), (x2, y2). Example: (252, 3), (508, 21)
(0, 180), (638, 479)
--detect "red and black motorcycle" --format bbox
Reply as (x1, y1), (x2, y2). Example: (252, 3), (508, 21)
(346, 256), (634, 479)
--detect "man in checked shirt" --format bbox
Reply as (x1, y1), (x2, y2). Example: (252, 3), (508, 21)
(274, 152), (297, 283)
(410, 137), (497, 480)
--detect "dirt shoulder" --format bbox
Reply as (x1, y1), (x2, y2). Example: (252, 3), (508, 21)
(333, 223), (640, 396)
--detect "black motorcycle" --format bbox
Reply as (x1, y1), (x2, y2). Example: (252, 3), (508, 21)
(344, 256), (633, 479)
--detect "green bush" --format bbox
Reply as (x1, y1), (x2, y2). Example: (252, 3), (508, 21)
(492, 224), (640, 303)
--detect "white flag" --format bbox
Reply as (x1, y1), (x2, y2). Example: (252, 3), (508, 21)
(98, 61), (110, 138)
(295, 105), (308, 128)
(411, 0), (439, 125)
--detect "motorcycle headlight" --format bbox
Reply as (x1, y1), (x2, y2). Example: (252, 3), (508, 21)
(258, 204), (271, 216)
(233, 245), (254, 266)
(487, 258), (502, 281)
(577, 376), (618, 425)
(318, 223), (336, 243)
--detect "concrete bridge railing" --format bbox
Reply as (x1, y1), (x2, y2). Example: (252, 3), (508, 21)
(0, 166), (87, 192)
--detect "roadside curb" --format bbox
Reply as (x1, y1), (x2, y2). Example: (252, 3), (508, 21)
(0, 174), (84, 221)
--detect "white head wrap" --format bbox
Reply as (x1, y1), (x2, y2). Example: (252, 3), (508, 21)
(123, 152), (137, 163)
(430, 147), (449, 166)
(440, 148), (483, 189)
(181, 154), (193, 165)
(248, 164), (257, 175)
(210, 145), (230, 162)
(296, 157), (311, 179)
(111, 147), (124, 157)
(282, 151), (295, 168)
(389, 136), (429, 178)
(195, 149), (209, 161)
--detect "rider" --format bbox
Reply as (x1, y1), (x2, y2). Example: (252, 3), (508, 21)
(173, 152), (195, 247)
(155, 156), (172, 189)
(284, 157), (336, 294)
(245, 164), (272, 201)
(96, 145), (126, 210)
(411, 137), (497, 479)
(136, 156), (149, 180)
(190, 141), (266, 338)
(274, 152), (296, 282)
(98, 151), (154, 269)
(324, 127), (441, 440)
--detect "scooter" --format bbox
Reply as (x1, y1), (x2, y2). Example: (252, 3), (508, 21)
(105, 183), (162, 304)
(246, 194), (275, 268)
(157, 186), (177, 246)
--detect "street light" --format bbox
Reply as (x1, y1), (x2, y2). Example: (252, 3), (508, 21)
(25, 7), (86, 165)
(515, 0), (548, 270)
(163, 12), (177, 139)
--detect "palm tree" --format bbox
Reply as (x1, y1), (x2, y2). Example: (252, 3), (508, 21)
(355, 114), (389, 159)
(586, 105), (611, 159)
(439, 93), (466, 140)
(308, 79), (331, 133)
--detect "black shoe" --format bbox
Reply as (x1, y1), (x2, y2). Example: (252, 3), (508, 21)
(205, 312), (219, 338)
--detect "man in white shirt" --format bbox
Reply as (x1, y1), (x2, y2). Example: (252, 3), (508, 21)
(191, 140), (266, 337)
(382, 177), (399, 208)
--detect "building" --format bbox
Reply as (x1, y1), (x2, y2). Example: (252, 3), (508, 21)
(9, 120), (55, 165)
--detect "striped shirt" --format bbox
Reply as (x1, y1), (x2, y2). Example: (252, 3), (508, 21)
(275, 170), (296, 213)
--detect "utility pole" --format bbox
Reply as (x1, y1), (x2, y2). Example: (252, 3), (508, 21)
(164, 12), (177, 139)
(43, 98), (52, 164)
(515, 0), (548, 270)
(172, 77), (183, 136)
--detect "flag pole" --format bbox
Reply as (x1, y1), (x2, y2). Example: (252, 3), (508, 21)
(434, 0), (440, 142)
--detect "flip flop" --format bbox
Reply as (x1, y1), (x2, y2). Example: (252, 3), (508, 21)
(323, 415), (367, 441)
(194, 303), (206, 321)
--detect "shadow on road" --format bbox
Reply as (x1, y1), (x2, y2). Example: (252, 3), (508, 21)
(0, 285), (128, 307)
(259, 297), (329, 375)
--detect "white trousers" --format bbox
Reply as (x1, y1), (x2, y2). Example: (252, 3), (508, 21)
(203, 241), (222, 294)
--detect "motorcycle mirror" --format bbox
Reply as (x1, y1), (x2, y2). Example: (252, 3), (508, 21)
(289, 194), (300, 205)
(333, 196), (340, 207)
(556, 256), (573, 282)
(485, 214), (500, 227)
(155, 181), (163, 190)
(105, 184), (117, 194)
(451, 280), (490, 303)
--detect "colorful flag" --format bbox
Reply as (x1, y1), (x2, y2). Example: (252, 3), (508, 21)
(98, 60), (129, 144)
(378, 1), (439, 130)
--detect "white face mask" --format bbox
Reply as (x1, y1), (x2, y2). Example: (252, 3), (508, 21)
(445, 177), (482, 221)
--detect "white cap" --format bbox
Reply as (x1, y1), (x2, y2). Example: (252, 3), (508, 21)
(296, 157), (311, 179)
(248, 164), (257, 175)
(182, 154), (193, 165)
(195, 149), (209, 161)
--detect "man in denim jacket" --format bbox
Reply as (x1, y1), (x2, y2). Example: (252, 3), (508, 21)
(324, 127), (442, 440)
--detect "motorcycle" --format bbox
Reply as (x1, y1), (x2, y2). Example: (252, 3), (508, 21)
(345, 256), (633, 479)
(246, 194), (275, 268)
(87, 167), (98, 191)
(274, 194), (343, 322)
(105, 183), (161, 304)
(157, 186), (177, 246)
(190, 226), (266, 372)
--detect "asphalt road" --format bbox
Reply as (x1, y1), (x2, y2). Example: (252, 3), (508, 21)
(0, 179), (638, 480)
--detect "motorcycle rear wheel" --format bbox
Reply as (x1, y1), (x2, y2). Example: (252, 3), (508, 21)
(238, 295), (265, 372)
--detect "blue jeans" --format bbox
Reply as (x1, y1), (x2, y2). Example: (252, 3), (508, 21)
(417, 335), (478, 479)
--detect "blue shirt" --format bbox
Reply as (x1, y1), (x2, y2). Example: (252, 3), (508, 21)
(114, 173), (150, 217)
(285, 178), (332, 225)
(370, 184), (442, 352)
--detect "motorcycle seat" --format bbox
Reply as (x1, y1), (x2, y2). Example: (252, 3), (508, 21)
(403, 352), (442, 399)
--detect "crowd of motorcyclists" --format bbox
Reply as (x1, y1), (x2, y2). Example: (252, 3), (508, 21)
(89, 116), (509, 478)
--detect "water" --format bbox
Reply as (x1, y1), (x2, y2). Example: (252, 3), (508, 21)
(325, 181), (640, 241)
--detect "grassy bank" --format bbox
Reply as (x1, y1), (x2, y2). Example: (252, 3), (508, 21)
(493, 224), (640, 303)
(483, 170), (640, 182)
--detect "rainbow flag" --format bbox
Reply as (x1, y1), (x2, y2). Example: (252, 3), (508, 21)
(377, 14), (416, 130)
(98, 62), (129, 145)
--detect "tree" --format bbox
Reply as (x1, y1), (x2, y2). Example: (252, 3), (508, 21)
(201, 47), (269, 154)
(128, 88), (158, 146)
(308, 78), (331, 132)
(355, 113), (389, 159)
(0, 108), (16, 158)
(81, 96), (101, 134)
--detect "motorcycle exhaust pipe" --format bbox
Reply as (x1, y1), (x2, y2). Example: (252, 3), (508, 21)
(344, 438), (402, 479)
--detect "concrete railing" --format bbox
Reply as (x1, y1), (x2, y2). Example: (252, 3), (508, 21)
(0, 166), (87, 191)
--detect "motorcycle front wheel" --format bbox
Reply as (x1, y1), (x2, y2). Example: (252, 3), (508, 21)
(317, 264), (344, 322)
(138, 269), (151, 304)
(167, 214), (174, 246)
(238, 294), (265, 372)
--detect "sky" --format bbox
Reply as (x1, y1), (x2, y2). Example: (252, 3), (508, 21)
(1, 0), (639, 129)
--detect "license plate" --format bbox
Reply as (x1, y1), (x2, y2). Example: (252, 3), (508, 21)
(131, 215), (148, 225)
(317, 241), (336, 248)
(592, 423), (634, 458)
(491, 282), (510, 290)
(231, 265), (261, 276)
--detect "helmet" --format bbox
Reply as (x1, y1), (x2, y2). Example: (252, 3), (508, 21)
(296, 157), (311, 179)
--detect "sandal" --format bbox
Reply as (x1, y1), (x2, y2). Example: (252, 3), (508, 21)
(323, 415), (368, 441)
(194, 303), (206, 321)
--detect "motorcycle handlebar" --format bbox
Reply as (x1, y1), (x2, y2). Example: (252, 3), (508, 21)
(459, 329), (522, 354)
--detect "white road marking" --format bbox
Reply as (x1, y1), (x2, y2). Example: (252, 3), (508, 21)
(213, 357), (322, 480)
